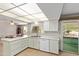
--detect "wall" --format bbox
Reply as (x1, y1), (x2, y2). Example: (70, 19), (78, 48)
(0, 20), (16, 37)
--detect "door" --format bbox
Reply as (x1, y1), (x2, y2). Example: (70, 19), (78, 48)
(40, 39), (49, 52)
(62, 21), (79, 53)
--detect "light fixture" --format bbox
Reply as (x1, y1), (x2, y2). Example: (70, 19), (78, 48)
(34, 22), (38, 25)
(10, 21), (14, 25)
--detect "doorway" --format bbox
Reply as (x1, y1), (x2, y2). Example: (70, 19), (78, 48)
(60, 20), (79, 54)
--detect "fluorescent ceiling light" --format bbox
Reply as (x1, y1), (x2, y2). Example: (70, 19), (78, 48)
(16, 17), (31, 22)
(33, 13), (47, 18)
(24, 15), (36, 20)
(1, 12), (18, 18)
(0, 3), (15, 10)
(40, 18), (48, 21)
(20, 4), (42, 14)
(0, 9), (4, 12)
(9, 8), (28, 16)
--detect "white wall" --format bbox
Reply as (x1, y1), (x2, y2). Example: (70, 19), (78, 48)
(0, 20), (16, 37)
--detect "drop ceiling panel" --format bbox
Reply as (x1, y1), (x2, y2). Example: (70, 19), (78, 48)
(20, 4), (42, 14)
(0, 9), (4, 12)
(13, 20), (27, 25)
(33, 13), (47, 18)
(1, 12), (18, 18)
(0, 3), (15, 10)
(24, 15), (36, 20)
(8, 8), (28, 16)
(15, 17), (31, 22)
(39, 17), (48, 21)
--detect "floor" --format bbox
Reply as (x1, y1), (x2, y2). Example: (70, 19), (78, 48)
(16, 48), (79, 56)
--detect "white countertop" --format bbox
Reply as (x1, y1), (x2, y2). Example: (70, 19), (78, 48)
(40, 36), (59, 40)
(1, 35), (59, 42)
(1, 35), (29, 42)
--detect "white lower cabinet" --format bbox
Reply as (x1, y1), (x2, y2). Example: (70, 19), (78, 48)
(3, 38), (28, 56)
(3, 37), (59, 56)
(33, 37), (40, 49)
(40, 39), (49, 52)
(28, 37), (34, 48)
(49, 40), (59, 54)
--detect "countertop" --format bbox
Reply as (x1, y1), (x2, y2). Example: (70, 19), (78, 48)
(40, 36), (59, 40)
(1, 35), (29, 42)
(1, 35), (59, 42)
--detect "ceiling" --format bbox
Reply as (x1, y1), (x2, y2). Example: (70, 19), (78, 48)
(0, 3), (79, 24)
(0, 3), (48, 23)
(62, 3), (79, 15)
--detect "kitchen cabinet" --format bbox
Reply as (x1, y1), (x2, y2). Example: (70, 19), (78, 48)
(43, 21), (49, 31)
(40, 39), (49, 52)
(3, 37), (28, 56)
(33, 37), (40, 49)
(28, 37), (40, 49)
(43, 20), (58, 31)
(28, 37), (34, 48)
(3, 36), (59, 56)
(49, 40), (59, 54)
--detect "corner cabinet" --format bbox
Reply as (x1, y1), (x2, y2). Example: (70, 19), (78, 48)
(3, 38), (28, 56)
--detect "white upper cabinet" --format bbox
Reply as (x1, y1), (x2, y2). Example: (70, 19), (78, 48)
(49, 20), (58, 31)
(43, 20), (58, 31)
(43, 21), (49, 31)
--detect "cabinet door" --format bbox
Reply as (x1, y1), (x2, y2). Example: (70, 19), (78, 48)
(49, 20), (58, 31)
(43, 21), (49, 31)
(21, 38), (28, 49)
(40, 39), (49, 52)
(49, 40), (59, 54)
(28, 37), (34, 48)
(33, 38), (40, 49)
